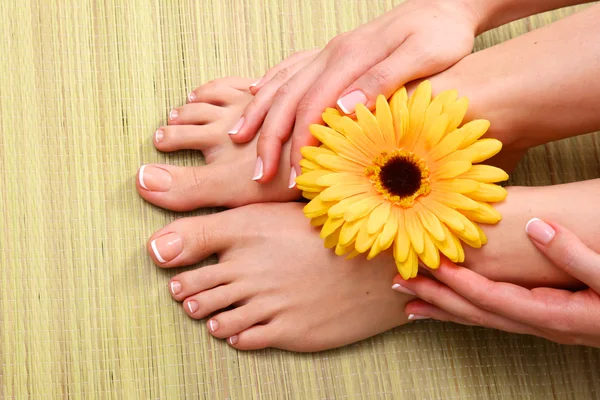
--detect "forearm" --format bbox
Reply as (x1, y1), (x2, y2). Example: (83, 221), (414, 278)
(429, 3), (600, 151)
(464, 179), (600, 289)
(468, 0), (597, 33)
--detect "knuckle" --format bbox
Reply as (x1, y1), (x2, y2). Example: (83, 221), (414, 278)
(365, 64), (396, 90)
(471, 282), (496, 310)
(274, 82), (292, 99)
(192, 223), (212, 256)
(273, 66), (294, 83)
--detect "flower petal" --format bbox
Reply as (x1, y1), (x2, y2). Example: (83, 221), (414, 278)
(337, 116), (380, 158)
(460, 202), (503, 224)
(327, 192), (374, 218)
(390, 88), (409, 146)
(445, 97), (469, 133)
(367, 201), (391, 235)
(339, 217), (367, 246)
(451, 139), (503, 164)
(309, 124), (372, 166)
(406, 81), (432, 149)
(415, 203), (445, 241)
(395, 247), (418, 280)
(302, 191), (318, 200)
(377, 210), (398, 251)
(300, 158), (320, 171)
(433, 178), (480, 194)
(324, 227), (342, 249)
(303, 196), (336, 218)
(393, 210), (410, 262)
(316, 154), (365, 174)
(458, 165), (509, 183)
(320, 217), (345, 239)
(319, 183), (372, 201)
(419, 232), (441, 270)
(324, 107), (341, 116)
(375, 94), (396, 147)
(310, 214), (329, 227)
(432, 224), (460, 263)
(356, 103), (387, 149)
(343, 195), (383, 222)
(404, 209), (425, 254)
(458, 120), (491, 149)
(295, 169), (334, 189)
(356, 219), (382, 253)
(428, 127), (469, 161)
(431, 190), (481, 211)
(432, 160), (472, 180)
(300, 146), (336, 164)
(335, 241), (355, 256)
(419, 197), (465, 231)
(316, 172), (366, 187)
(424, 114), (450, 150)
(465, 183), (508, 203)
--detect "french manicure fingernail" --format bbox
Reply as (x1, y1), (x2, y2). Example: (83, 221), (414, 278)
(288, 168), (297, 189)
(187, 300), (199, 314)
(249, 78), (262, 88)
(208, 319), (219, 332)
(525, 218), (555, 245)
(392, 283), (417, 296)
(337, 90), (367, 115)
(228, 117), (245, 135)
(138, 165), (172, 192)
(170, 280), (182, 295)
(188, 92), (197, 102)
(228, 335), (239, 345)
(408, 314), (429, 321)
(154, 129), (164, 143)
(150, 233), (182, 263)
(169, 109), (179, 120)
(252, 157), (264, 181)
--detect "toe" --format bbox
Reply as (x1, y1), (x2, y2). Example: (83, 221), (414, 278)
(168, 103), (225, 125)
(206, 301), (274, 339)
(153, 125), (224, 153)
(227, 325), (274, 350)
(183, 282), (250, 320)
(188, 77), (255, 104)
(168, 262), (240, 301)
(147, 213), (239, 267)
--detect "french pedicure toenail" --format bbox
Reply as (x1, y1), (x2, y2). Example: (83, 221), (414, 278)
(252, 157), (264, 181)
(408, 314), (429, 321)
(208, 319), (219, 332)
(150, 233), (183, 263)
(288, 168), (297, 189)
(154, 129), (164, 143)
(525, 218), (555, 245)
(169, 108), (179, 120)
(138, 165), (172, 192)
(228, 335), (239, 345)
(337, 90), (367, 115)
(188, 92), (197, 102)
(392, 283), (417, 296)
(170, 280), (182, 295)
(187, 300), (199, 314)
(228, 117), (245, 135)
(249, 78), (262, 88)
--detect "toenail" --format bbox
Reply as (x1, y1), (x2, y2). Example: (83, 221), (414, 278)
(337, 90), (367, 115)
(150, 233), (182, 263)
(249, 78), (262, 88)
(138, 165), (172, 192)
(228, 335), (238, 345)
(392, 283), (416, 296)
(288, 168), (297, 189)
(188, 92), (197, 102)
(228, 117), (245, 135)
(169, 109), (179, 120)
(208, 319), (219, 332)
(154, 129), (164, 143)
(187, 300), (199, 314)
(252, 157), (264, 181)
(170, 280), (182, 295)
(408, 314), (429, 321)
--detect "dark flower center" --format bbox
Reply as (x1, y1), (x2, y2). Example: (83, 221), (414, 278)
(379, 157), (422, 197)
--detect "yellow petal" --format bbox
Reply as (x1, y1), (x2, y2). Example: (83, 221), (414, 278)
(310, 214), (329, 227)
(390, 88), (409, 147)
(376, 94), (396, 146)
(367, 201), (391, 235)
(419, 197), (465, 231)
(343, 195), (383, 222)
(453, 212), (482, 243)
(458, 120), (491, 149)
(418, 232), (441, 270)
(367, 237), (384, 260)
(346, 250), (361, 260)
(433, 179), (480, 194)
(454, 233), (466, 262)
(415, 204), (445, 241)
(319, 183), (372, 202)
(339, 217), (367, 246)
(428, 127), (469, 161)
(335, 241), (355, 256)
(421, 99), (443, 139)
(406, 81), (432, 148)
(316, 154), (365, 174)
(300, 158), (320, 171)
(355, 219), (381, 253)
(460, 202), (502, 224)
(455, 139), (503, 164)
(309, 124), (372, 166)
(328, 192), (374, 218)
(377, 210), (398, 252)
(302, 191), (318, 200)
(324, 107), (341, 116)
(431, 190), (480, 211)
(295, 169), (334, 188)
(432, 160), (472, 180)
(458, 165), (509, 183)
(395, 248), (418, 280)
(300, 146), (336, 164)
(477, 223), (488, 245)
(303, 196), (336, 218)
(445, 97), (469, 133)
(356, 103), (387, 148)
(424, 114), (450, 149)
(316, 172), (366, 187)
(320, 217), (345, 239)
(431, 89), (458, 112)
(393, 210), (410, 262)
(432, 224), (460, 263)
(465, 183), (508, 203)
(337, 116), (380, 158)
(404, 209), (424, 254)
(297, 184), (323, 193)
(324, 227), (341, 249)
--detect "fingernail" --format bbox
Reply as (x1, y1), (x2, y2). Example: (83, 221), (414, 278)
(288, 168), (297, 189)
(170, 280), (182, 295)
(150, 233), (182, 263)
(408, 314), (429, 321)
(154, 129), (164, 143)
(249, 78), (262, 88)
(337, 90), (367, 115)
(188, 92), (197, 102)
(252, 157), (264, 181)
(138, 165), (172, 192)
(208, 319), (219, 332)
(392, 283), (417, 296)
(187, 300), (199, 314)
(525, 218), (555, 245)
(228, 335), (239, 345)
(228, 117), (245, 135)
(169, 108), (179, 120)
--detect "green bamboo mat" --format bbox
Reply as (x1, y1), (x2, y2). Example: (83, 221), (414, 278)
(1, 1), (599, 398)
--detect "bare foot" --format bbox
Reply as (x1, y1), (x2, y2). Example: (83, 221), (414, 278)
(136, 77), (299, 211)
(148, 203), (409, 352)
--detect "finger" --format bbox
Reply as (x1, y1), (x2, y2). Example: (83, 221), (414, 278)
(394, 276), (541, 336)
(168, 103), (225, 125)
(153, 124), (224, 153)
(336, 38), (442, 114)
(249, 49), (320, 94)
(526, 218), (600, 292)
(404, 299), (479, 326)
(229, 55), (319, 144)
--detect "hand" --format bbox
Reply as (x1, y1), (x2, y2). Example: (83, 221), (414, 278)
(392, 218), (600, 347)
(230, 0), (481, 184)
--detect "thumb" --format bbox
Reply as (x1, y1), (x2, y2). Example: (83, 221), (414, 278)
(525, 218), (600, 292)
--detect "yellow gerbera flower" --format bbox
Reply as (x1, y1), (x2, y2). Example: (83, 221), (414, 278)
(297, 81), (508, 280)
